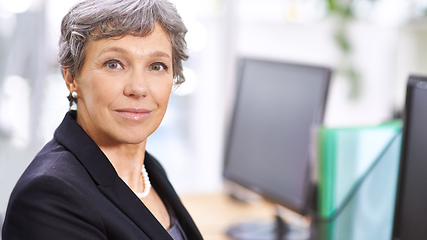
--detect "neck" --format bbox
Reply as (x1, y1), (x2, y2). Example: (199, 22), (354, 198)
(100, 141), (147, 192)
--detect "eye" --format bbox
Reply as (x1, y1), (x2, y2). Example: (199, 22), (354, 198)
(150, 62), (168, 71)
(105, 60), (123, 70)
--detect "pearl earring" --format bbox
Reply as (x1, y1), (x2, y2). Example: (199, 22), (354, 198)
(72, 91), (78, 99)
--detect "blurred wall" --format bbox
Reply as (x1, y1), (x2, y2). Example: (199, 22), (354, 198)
(1, 0), (427, 228)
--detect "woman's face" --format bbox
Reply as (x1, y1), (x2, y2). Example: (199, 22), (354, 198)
(66, 23), (174, 147)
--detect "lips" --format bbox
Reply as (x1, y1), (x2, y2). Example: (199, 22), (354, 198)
(115, 108), (152, 121)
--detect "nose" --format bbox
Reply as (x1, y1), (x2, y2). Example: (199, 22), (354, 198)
(123, 70), (148, 98)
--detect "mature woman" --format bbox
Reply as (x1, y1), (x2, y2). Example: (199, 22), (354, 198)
(2, 0), (203, 239)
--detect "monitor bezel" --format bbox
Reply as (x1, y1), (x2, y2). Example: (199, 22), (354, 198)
(391, 75), (427, 239)
(223, 57), (331, 215)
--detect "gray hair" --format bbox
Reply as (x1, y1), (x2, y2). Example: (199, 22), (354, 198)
(58, 0), (188, 106)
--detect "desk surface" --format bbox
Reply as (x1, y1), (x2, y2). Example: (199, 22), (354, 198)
(180, 192), (308, 240)
(180, 193), (272, 239)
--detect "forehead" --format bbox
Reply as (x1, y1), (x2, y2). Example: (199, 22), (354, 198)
(86, 23), (172, 58)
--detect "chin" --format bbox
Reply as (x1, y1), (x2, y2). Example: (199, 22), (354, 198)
(124, 136), (148, 145)
(113, 132), (148, 145)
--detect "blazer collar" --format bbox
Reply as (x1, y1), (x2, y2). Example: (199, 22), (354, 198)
(54, 111), (116, 187)
(54, 111), (173, 239)
(144, 155), (204, 240)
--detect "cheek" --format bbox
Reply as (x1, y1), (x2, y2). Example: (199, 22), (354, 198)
(83, 78), (120, 105)
(155, 82), (173, 107)
(148, 75), (173, 99)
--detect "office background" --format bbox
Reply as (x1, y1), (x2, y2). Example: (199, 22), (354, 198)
(1, 0), (427, 226)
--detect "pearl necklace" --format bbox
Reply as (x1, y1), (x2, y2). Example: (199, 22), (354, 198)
(135, 164), (151, 198)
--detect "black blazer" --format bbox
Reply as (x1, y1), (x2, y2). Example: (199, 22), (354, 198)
(2, 111), (203, 240)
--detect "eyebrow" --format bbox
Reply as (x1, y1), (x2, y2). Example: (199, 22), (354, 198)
(150, 51), (172, 59)
(99, 47), (172, 60)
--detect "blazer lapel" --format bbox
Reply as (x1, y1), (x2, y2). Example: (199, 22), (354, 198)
(145, 153), (204, 240)
(97, 181), (173, 239)
(54, 111), (173, 239)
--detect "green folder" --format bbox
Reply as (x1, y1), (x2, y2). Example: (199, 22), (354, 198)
(316, 121), (402, 240)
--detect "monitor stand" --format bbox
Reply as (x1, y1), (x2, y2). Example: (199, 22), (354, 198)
(225, 206), (311, 240)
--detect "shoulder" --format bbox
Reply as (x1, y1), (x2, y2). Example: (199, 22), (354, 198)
(15, 139), (89, 191)
(3, 175), (107, 239)
(8, 172), (91, 211)
(7, 139), (94, 211)
(3, 140), (107, 239)
(10, 138), (99, 203)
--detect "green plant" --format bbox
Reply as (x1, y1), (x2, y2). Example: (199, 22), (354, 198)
(325, 0), (377, 99)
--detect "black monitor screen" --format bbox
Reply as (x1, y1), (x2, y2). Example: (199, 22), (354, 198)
(223, 58), (331, 214)
(392, 75), (427, 239)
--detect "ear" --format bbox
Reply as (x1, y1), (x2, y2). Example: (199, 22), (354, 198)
(63, 69), (76, 92)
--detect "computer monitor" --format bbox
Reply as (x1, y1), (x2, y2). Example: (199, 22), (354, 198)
(223, 58), (331, 239)
(392, 75), (427, 240)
